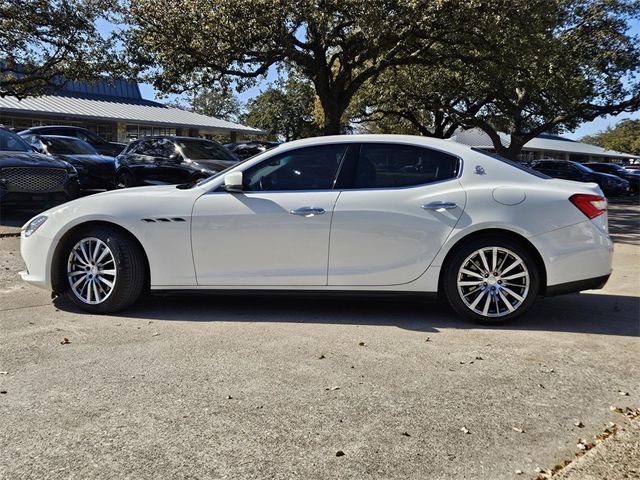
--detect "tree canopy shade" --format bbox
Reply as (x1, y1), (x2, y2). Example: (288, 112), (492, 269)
(356, 0), (640, 160)
(0, 0), (121, 98)
(582, 119), (640, 156)
(123, 0), (508, 135)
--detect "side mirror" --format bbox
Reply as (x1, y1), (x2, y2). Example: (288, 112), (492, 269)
(223, 171), (243, 193)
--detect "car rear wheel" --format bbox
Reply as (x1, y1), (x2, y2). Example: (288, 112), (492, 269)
(63, 228), (145, 313)
(443, 236), (540, 323)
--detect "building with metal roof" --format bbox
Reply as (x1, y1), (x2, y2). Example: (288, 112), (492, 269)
(451, 128), (639, 163)
(0, 79), (263, 143)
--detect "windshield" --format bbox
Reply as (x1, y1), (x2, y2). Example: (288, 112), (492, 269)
(0, 129), (32, 152)
(41, 137), (97, 155)
(571, 162), (595, 173)
(176, 139), (237, 161)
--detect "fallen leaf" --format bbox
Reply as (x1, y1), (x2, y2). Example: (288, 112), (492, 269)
(226, 395), (233, 400)
(358, 342), (366, 347)
(60, 337), (70, 345)
(401, 431), (411, 437)
(460, 426), (470, 434)
(331, 386), (340, 391)
(475, 356), (483, 360)
(424, 337), (431, 342)
(574, 421), (584, 428)
(151, 332), (160, 337)
(0, 390), (6, 394)
(515, 470), (523, 475)
(318, 354), (326, 359)
(618, 390), (629, 396)
(610, 405), (624, 413)
(336, 450), (345, 457)
(0, 371), (8, 375)
(512, 427), (524, 433)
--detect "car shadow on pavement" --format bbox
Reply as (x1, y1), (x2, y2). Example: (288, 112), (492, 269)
(55, 291), (639, 336)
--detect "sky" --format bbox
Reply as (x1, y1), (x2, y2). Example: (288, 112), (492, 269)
(107, 16), (640, 141)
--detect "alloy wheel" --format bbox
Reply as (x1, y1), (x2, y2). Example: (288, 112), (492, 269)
(456, 246), (530, 318)
(67, 237), (117, 304)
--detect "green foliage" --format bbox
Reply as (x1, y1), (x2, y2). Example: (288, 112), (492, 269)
(0, 0), (122, 98)
(352, 0), (640, 159)
(242, 77), (320, 141)
(581, 119), (640, 155)
(167, 86), (243, 122)
(123, 0), (507, 134)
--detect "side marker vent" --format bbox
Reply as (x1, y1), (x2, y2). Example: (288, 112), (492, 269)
(141, 217), (186, 223)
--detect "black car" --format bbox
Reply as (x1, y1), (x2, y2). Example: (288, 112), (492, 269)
(115, 136), (239, 188)
(530, 160), (631, 196)
(23, 135), (115, 190)
(584, 162), (640, 194)
(0, 128), (79, 206)
(224, 140), (280, 159)
(18, 126), (125, 157)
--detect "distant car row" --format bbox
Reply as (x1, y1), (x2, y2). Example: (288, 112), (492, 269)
(1, 125), (638, 209)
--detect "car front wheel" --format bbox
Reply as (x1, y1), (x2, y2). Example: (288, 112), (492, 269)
(443, 236), (540, 323)
(63, 228), (145, 313)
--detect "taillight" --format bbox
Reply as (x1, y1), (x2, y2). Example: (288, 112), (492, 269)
(569, 194), (607, 219)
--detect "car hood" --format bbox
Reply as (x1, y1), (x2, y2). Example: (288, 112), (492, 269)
(55, 154), (114, 164)
(0, 151), (71, 169)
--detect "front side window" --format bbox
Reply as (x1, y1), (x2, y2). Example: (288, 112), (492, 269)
(242, 144), (347, 191)
(353, 144), (459, 188)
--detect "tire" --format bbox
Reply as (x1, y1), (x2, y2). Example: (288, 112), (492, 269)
(115, 170), (135, 189)
(62, 227), (146, 313)
(443, 236), (540, 324)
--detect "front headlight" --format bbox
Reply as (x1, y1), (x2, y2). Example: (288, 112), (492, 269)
(23, 215), (48, 237)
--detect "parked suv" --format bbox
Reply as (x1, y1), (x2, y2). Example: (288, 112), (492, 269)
(18, 126), (125, 156)
(115, 136), (239, 188)
(584, 162), (640, 194)
(26, 135), (115, 190)
(530, 160), (630, 196)
(0, 128), (79, 206)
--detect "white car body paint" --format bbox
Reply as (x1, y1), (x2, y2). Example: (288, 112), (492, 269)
(20, 135), (613, 297)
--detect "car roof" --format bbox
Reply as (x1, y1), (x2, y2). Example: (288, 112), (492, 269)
(23, 125), (89, 131)
(273, 134), (477, 158)
(33, 135), (84, 141)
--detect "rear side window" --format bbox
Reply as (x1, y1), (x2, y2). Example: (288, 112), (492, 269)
(475, 149), (551, 179)
(353, 144), (459, 189)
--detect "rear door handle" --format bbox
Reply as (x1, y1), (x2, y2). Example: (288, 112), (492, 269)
(290, 207), (326, 217)
(421, 202), (457, 211)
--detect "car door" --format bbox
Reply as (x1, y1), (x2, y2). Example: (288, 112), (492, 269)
(328, 142), (466, 286)
(191, 143), (349, 286)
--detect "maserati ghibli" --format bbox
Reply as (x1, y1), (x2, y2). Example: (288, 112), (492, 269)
(19, 135), (613, 323)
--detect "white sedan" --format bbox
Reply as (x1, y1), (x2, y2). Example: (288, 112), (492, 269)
(20, 135), (613, 323)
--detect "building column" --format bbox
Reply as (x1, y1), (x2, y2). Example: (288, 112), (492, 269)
(229, 131), (238, 143)
(116, 122), (128, 143)
(188, 128), (200, 137)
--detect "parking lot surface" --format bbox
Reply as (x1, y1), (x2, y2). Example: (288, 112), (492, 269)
(1, 201), (638, 479)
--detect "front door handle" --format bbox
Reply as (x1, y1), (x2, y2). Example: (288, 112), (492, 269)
(421, 202), (457, 211)
(290, 207), (326, 217)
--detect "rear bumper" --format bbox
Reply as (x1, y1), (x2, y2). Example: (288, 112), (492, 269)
(529, 218), (613, 289)
(545, 274), (610, 296)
